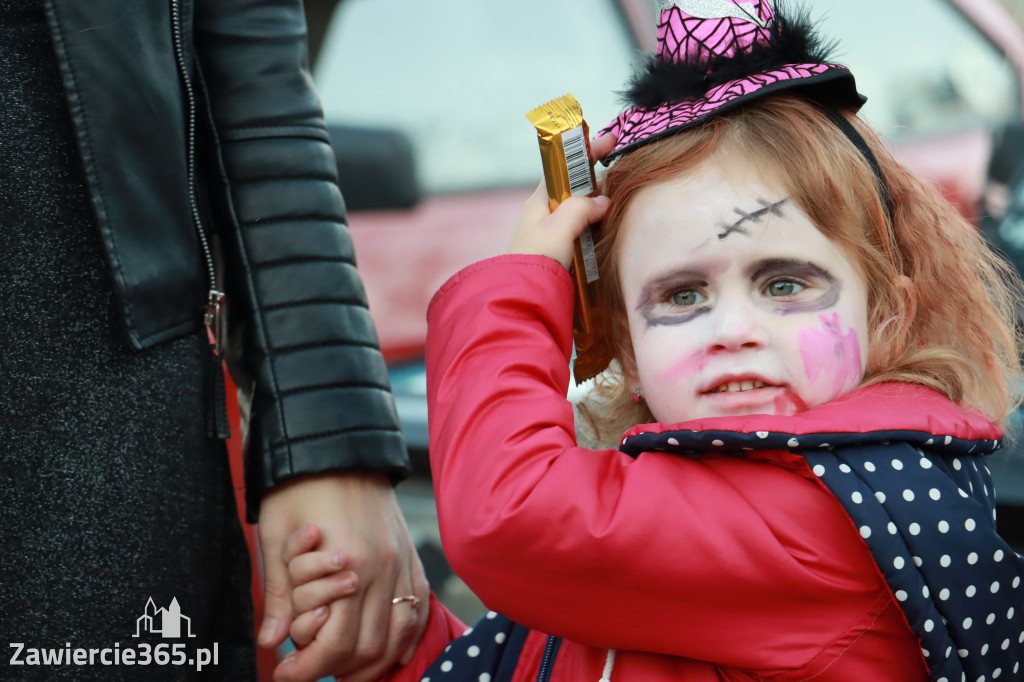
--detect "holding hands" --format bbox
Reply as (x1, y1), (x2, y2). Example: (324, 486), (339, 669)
(258, 473), (429, 682)
(273, 518), (428, 682)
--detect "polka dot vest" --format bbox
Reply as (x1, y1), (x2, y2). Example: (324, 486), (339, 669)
(620, 425), (1024, 681)
(417, 610), (531, 682)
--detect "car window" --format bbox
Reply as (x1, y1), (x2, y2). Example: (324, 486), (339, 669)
(314, 0), (644, 194)
(813, 0), (1018, 140)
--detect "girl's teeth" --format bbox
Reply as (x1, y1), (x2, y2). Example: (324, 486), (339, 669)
(715, 380), (768, 393)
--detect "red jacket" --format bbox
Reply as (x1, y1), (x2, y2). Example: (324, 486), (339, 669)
(395, 255), (1009, 680)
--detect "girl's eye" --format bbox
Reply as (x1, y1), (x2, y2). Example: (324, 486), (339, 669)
(671, 290), (706, 307)
(765, 280), (804, 297)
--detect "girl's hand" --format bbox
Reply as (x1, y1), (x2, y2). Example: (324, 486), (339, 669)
(505, 133), (615, 269)
(280, 523), (361, 648)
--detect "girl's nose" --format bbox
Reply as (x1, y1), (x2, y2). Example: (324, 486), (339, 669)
(702, 301), (769, 352)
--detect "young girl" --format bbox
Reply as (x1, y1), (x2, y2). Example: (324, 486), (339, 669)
(277, 2), (1024, 680)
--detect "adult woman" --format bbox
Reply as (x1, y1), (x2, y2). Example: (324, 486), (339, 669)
(0, 1), (425, 680)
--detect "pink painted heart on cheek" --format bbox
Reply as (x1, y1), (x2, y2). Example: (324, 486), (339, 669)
(798, 312), (863, 401)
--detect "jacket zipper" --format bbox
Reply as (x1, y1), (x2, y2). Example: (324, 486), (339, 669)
(536, 636), (562, 682)
(171, 0), (230, 439)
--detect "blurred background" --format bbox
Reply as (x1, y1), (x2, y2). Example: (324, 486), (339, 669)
(252, 0), (1024, 676)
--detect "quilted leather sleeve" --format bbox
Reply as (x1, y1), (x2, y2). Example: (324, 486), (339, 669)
(193, 0), (409, 520)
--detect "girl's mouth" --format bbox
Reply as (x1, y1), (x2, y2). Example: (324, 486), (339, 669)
(710, 379), (766, 393)
(707, 379), (777, 394)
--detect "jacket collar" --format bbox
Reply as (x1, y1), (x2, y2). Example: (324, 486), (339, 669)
(619, 383), (1003, 457)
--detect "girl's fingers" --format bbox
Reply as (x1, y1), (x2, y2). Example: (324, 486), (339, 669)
(520, 182), (552, 224)
(591, 132), (617, 161)
(543, 194), (611, 252)
(291, 571), (361, 615)
(281, 523), (321, 565)
(288, 550), (350, 587)
(556, 195), (611, 237)
(507, 193), (610, 269)
(289, 605), (330, 648)
(506, 132), (616, 270)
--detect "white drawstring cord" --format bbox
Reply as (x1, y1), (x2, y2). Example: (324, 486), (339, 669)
(599, 648), (617, 681)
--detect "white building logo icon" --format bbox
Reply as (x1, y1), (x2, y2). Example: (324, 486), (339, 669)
(133, 597), (196, 638)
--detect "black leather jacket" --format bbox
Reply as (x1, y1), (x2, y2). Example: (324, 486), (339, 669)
(44, 0), (410, 519)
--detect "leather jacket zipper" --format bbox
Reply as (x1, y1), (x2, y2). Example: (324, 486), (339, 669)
(171, 0), (230, 439)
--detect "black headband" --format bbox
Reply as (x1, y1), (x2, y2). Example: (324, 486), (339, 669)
(821, 107), (895, 227)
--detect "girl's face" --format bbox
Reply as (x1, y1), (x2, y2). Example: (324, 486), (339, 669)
(616, 151), (870, 424)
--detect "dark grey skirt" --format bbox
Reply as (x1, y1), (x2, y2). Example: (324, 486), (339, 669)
(0, 1), (255, 679)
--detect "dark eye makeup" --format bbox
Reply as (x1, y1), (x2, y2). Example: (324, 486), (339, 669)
(637, 277), (710, 327)
(754, 260), (840, 313)
(636, 259), (841, 326)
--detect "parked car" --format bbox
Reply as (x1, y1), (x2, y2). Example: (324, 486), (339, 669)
(309, 0), (1024, 617)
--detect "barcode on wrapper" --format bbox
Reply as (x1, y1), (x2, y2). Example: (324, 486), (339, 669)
(562, 125), (594, 197)
(560, 125), (599, 283)
(579, 225), (599, 283)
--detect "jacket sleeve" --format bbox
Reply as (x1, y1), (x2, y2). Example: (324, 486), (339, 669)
(425, 255), (891, 672)
(192, 0), (409, 521)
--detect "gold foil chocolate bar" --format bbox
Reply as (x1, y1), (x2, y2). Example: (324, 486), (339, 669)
(526, 94), (612, 383)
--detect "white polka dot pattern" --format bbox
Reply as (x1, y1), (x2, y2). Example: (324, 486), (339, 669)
(802, 443), (1022, 680)
(418, 610), (528, 681)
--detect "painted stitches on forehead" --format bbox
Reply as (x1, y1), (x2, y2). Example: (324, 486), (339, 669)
(718, 197), (789, 240)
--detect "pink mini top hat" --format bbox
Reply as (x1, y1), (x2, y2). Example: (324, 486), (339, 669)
(601, 0), (866, 162)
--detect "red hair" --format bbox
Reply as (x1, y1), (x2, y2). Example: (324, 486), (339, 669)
(581, 95), (1023, 442)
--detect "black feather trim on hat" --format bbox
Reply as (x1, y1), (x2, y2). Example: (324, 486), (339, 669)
(622, 4), (841, 109)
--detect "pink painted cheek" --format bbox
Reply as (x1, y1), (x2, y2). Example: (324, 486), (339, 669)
(665, 351), (710, 384)
(773, 390), (809, 415)
(798, 312), (864, 401)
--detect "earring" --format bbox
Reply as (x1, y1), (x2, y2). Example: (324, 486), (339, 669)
(630, 388), (642, 404)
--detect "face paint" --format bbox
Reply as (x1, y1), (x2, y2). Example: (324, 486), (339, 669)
(717, 198), (789, 240)
(773, 390), (810, 415)
(799, 313), (864, 400)
(641, 303), (712, 327)
(618, 150), (870, 423)
(753, 260), (842, 315)
(636, 274), (712, 327)
(665, 352), (711, 384)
